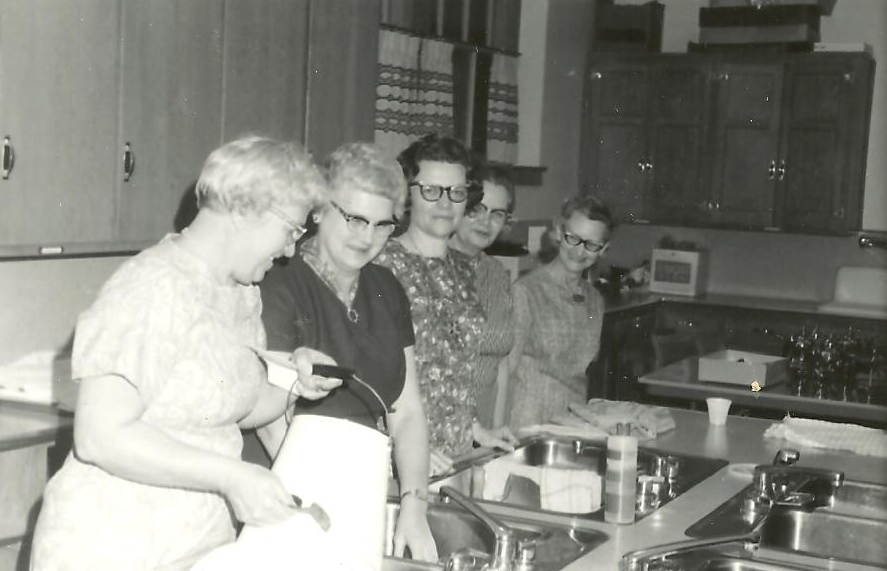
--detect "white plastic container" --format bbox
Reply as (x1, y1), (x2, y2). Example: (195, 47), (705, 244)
(604, 435), (637, 524)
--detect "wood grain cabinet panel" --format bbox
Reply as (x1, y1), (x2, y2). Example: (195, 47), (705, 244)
(0, 0), (120, 252)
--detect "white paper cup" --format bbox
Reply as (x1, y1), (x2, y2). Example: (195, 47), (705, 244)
(706, 397), (732, 425)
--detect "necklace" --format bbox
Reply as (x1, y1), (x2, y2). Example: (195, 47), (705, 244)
(301, 240), (360, 323)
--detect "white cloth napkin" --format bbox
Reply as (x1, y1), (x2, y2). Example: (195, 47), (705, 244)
(764, 416), (887, 458)
(0, 351), (76, 408)
(482, 457), (602, 513)
(565, 399), (677, 440)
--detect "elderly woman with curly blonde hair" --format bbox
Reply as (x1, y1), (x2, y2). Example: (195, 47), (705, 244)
(31, 136), (342, 571)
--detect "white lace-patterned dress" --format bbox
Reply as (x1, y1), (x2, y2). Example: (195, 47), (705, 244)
(31, 236), (267, 571)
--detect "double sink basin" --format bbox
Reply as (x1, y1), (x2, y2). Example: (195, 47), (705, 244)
(681, 470), (887, 570)
(382, 435), (729, 570)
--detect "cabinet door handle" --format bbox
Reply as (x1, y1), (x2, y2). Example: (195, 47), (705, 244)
(122, 142), (135, 182)
(644, 160), (653, 172)
(637, 160), (647, 173)
(2, 136), (15, 180)
(767, 160), (776, 180)
(833, 207), (845, 219)
(590, 71), (602, 80)
(776, 159), (786, 181)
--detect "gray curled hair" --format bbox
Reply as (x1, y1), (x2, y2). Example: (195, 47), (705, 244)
(325, 142), (407, 218)
(195, 135), (328, 214)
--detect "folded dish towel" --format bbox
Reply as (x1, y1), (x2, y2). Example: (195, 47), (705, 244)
(516, 422), (609, 441)
(566, 399), (676, 440)
(764, 416), (887, 458)
(482, 457), (602, 513)
(539, 465), (601, 513)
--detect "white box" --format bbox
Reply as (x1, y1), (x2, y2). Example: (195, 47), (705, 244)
(698, 349), (788, 387)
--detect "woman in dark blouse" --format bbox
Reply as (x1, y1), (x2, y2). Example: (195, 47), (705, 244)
(258, 142), (436, 561)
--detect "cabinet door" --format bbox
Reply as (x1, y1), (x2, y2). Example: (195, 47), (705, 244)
(581, 62), (651, 223)
(648, 63), (711, 225)
(707, 63), (784, 229)
(221, 0), (310, 143)
(116, 0), (224, 243)
(0, 0), (120, 251)
(778, 56), (874, 233)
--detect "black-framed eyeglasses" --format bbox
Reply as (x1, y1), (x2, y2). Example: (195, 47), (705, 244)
(467, 203), (510, 225)
(562, 230), (608, 253)
(408, 181), (469, 204)
(329, 200), (397, 237)
(268, 205), (308, 243)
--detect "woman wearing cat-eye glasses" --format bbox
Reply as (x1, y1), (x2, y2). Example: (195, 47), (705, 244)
(376, 134), (518, 475)
(505, 194), (615, 431)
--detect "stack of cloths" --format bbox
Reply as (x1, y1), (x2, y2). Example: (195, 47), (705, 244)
(482, 456), (602, 514)
(764, 416), (887, 458)
(542, 399), (676, 440)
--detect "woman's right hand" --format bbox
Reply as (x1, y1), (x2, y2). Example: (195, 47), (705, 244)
(290, 346), (343, 401)
(221, 462), (299, 527)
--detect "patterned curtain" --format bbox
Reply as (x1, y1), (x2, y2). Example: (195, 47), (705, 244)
(416, 38), (455, 139)
(485, 53), (519, 164)
(374, 29), (421, 156)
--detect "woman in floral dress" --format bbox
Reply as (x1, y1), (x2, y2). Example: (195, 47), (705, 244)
(375, 135), (517, 470)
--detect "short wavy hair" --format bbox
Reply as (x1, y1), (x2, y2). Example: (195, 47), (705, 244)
(325, 142), (407, 218)
(469, 161), (516, 214)
(396, 134), (481, 214)
(195, 135), (327, 214)
(559, 194), (615, 231)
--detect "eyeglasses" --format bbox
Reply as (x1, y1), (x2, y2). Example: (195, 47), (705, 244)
(268, 205), (308, 243)
(409, 182), (469, 203)
(562, 230), (608, 253)
(329, 200), (397, 237)
(467, 203), (510, 225)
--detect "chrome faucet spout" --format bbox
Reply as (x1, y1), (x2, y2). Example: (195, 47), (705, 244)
(440, 485), (517, 571)
(621, 532), (759, 571)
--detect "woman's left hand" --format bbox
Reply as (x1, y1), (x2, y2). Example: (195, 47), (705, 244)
(473, 424), (520, 451)
(392, 496), (438, 562)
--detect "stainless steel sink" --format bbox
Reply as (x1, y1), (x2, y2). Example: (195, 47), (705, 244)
(381, 497), (606, 571)
(435, 435), (728, 522)
(691, 555), (819, 571)
(688, 477), (887, 569)
(758, 508), (887, 568)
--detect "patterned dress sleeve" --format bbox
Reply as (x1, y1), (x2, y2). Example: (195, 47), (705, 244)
(510, 279), (533, 365)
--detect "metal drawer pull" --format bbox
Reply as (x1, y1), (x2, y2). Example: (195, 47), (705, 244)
(776, 159), (786, 181)
(123, 142), (135, 182)
(2, 136), (15, 180)
(767, 159), (776, 180)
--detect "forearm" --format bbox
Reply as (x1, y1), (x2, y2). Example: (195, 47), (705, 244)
(390, 410), (430, 494)
(76, 417), (240, 493)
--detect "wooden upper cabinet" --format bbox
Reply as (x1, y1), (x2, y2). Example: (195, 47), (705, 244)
(0, 0), (120, 253)
(777, 55), (874, 234)
(706, 62), (784, 229)
(581, 60), (651, 223)
(647, 62), (711, 225)
(221, 0), (310, 143)
(115, 0), (225, 243)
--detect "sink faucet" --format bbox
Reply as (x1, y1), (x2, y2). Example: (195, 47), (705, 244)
(439, 485), (517, 571)
(741, 449), (844, 523)
(621, 532), (759, 571)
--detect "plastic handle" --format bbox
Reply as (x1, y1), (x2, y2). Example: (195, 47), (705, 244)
(122, 142), (135, 182)
(2, 136), (14, 179)
(311, 364), (357, 380)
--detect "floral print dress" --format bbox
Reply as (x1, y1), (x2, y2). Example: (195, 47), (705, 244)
(375, 240), (485, 457)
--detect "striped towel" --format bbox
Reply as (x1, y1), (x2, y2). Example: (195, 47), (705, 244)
(764, 416), (887, 458)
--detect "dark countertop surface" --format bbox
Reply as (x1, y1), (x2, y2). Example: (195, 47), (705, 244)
(601, 289), (838, 317)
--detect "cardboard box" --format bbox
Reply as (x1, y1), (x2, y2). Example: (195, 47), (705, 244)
(698, 349), (788, 387)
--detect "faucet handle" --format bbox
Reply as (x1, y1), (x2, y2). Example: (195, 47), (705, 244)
(772, 448), (800, 466)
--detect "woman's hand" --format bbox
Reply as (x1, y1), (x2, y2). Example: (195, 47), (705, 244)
(429, 448), (454, 477)
(220, 461), (299, 527)
(473, 424), (519, 452)
(289, 346), (342, 401)
(392, 496), (438, 562)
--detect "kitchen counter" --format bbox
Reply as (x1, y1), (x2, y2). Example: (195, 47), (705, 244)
(0, 401), (71, 453)
(601, 289), (883, 319)
(481, 408), (887, 571)
(638, 357), (887, 425)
